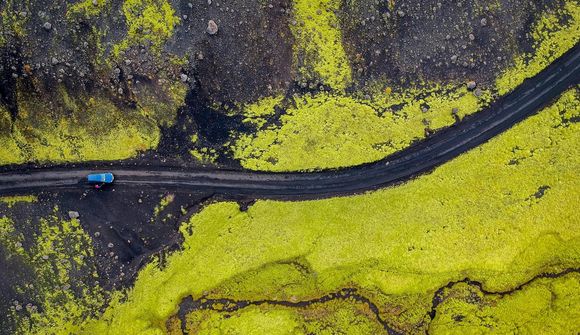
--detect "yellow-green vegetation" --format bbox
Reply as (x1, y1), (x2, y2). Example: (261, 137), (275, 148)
(496, 1), (580, 94)
(0, 0), (30, 41)
(430, 273), (580, 334)
(291, 0), (352, 91)
(233, 85), (490, 171)
(0, 195), (37, 208)
(133, 81), (187, 127)
(0, 85), (161, 165)
(189, 147), (218, 164)
(66, 0), (108, 20)
(113, 0), (180, 57)
(76, 88), (578, 334)
(189, 134), (219, 164)
(153, 193), (175, 217)
(0, 211), (104, 335)
(240, 95), (285, 128)
(172, 300), (385, 334)
(231, 0), (578, 172)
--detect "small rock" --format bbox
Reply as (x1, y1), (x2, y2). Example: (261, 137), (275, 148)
(107, 243), (114, 248)
(466, 81), (477, 90)
(117, 87), (123, 95)
(92, 0), (98, 5)
(124, 59), (131, 65)
(207, 0), (211, 4)
(450, 55), (458, 62)
(43, 22), (52, 31)
(68, 211), (79, 219)
(138, 198), (143, 203)
(180, 73), (189, 82)
(206, 20), (218, 35)
(473, 88), (483, 97)
(397, 10), (405, 17)
(468, 33), (475, 41)
(480, 18), (487, 26)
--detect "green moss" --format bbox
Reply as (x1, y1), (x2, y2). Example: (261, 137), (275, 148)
(186, 307), (301, 334)
(189, 147), (218, 165)
(113, 0), (180, 57)
(135, 82), (187, 127)
(0, 85), (161, 165)
(75, 88), (579, 334)
(230, 0), (574, 172)
(0, 0), (30, 40)
(66, 0), (108, 21)
(291, 0), (352, 91)
(153, 194), (175, 218)
(429, 273), (580, 334)
(1, 210), (105, 335)
(496, 1), (580, 95)
(232, 86), (491, 171)
(240, 95), (285, 128)
(0, 195), (38, 208)
(182, 300), (384, 334)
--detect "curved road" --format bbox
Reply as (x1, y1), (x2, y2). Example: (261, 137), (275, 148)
(1, 43), (579, 199)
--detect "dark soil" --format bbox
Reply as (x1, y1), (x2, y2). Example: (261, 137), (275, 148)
(339, 0), (563, 89)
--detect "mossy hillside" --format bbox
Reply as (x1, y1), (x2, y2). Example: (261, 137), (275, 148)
(113, 0), (180, 57)
(81, 88), (579, 334)
(231, 0), (577, 172)
(0, 212), (105, 335)
(496, 1), (580, 95)
(291, 0), (352, 91)
(233, 85), (491, 171)
(429, 273), (580, 334)
(0, 85), (161, 165)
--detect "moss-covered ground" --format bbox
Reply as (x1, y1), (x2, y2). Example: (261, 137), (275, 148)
(230, 0), (579, 171)
(43, 87), (575, 334)
(0, 87), (165, 165)
(1, 0), (576, 169)
(0, 210), (104, 335)
(233, 85), (491, 171)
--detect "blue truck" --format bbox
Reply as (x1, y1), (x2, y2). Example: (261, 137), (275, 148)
(87, 173), (114, 189)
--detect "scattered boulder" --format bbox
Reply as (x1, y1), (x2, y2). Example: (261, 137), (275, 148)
(42, 22), (52, 31)
(180, 73), (189, 82)
(466, 80), (477, 90)
(207, 20), (219, 35)
(68, 211), (79, 219)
